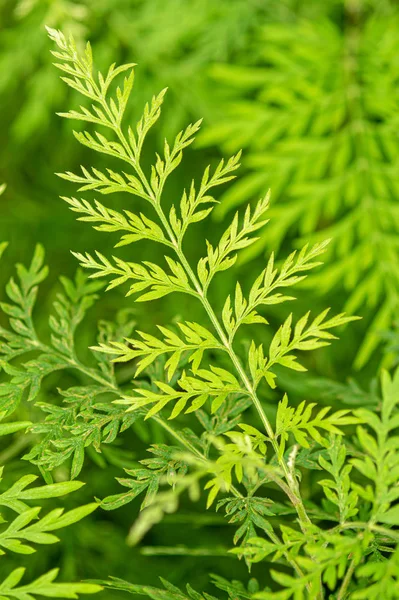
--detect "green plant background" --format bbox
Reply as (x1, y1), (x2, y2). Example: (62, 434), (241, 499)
(0, 0), (398, 597)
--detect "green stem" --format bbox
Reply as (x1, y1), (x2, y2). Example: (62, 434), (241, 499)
(174, 244), (312, 527)
(334, 521), (399, 543)
(370, 524), (399, 542)
(337, 557), (356, 600)
(103, 101), (313, 534)
(86, 73), (313, 540)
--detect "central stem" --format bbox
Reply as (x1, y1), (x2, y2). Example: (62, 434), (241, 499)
(97, 81), (313, 532)
(159, 210), (312, 528)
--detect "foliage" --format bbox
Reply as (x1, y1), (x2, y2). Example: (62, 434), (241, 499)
(1, 27), (388, 600)
(0, 0), (276, 268)
(0, 409), (101, 598)
(2, 12), (399, 600)
(199, 0), (399, 367)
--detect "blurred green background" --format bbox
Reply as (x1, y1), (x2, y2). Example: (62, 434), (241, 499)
(1, 0), (399, 595)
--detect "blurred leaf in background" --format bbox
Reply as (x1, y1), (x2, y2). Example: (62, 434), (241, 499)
(199, 0), (399, 368)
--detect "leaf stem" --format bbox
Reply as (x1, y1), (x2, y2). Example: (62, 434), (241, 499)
(85, 67), (313, 536)
(337, 556), (356, 600)
(149, 205), (313, 531)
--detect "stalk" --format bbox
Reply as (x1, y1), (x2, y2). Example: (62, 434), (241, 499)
(76, 67), (318, 593)
(96, 97), (314, 534)
(337, 557), (356, 600)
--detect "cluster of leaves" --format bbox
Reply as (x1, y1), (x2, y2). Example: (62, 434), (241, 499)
(234, 369), (399, 599)
(199, 0), (399, 368)
(0, 239), (154, 481)
(0, 409), (101, 598)
(7, 27), (391, 600)
(2, 18), (399, 600)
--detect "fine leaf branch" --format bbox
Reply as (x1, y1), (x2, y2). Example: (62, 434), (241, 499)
(318, 435), (359, 524)
(0, 567), (101, 599)
(247, 310), (358, 391)
(173, 152), (242, 244)
(92, 321), (224, 380)
(72, 252), (195, 300)
(351, 368), (399, 526)
(275, 395), (360, 458)
(0, 503), (97, 555)
(222, 239), (331, 341)
(197, 194), (270, 291)
(61, 196), (172, 248)
(117, 367), (245, 420)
